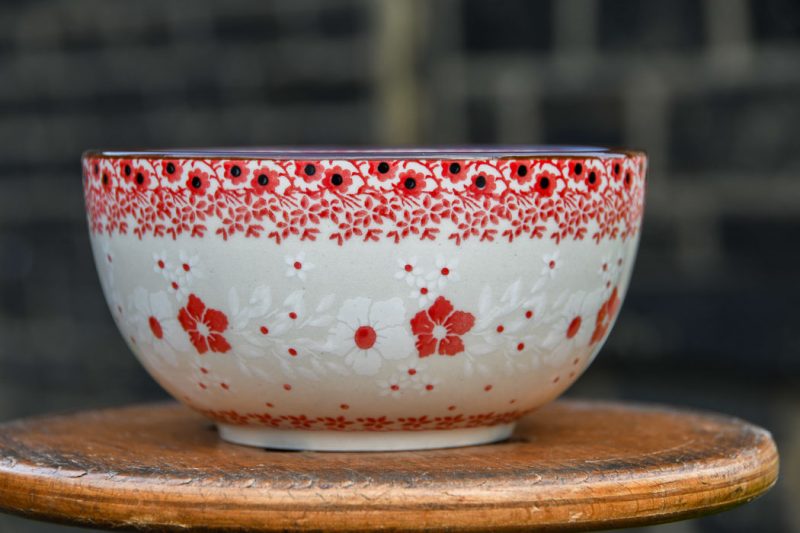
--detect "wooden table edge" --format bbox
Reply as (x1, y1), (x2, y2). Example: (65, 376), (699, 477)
(0, 410), (779, 532)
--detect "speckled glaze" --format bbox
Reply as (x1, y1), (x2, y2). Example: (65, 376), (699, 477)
(83, 146), (646, 451)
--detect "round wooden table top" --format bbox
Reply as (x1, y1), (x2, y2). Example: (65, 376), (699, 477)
(0, 400), (778, 532)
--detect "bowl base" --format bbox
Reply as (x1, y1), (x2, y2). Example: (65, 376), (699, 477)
(217, 423), (516, 451)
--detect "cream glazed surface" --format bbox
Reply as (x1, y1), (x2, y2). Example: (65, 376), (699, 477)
(84, 148), (645, 450)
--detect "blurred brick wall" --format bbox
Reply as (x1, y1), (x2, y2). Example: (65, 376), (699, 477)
(0, 1), (798, 532)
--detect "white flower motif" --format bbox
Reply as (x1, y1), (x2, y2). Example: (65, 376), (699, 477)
(410, 277), (438, 307)
(541, 251), (560, 278)
(597, 255), (612, 278)
(100, 239), (113, 266)
(328, 297), (413, 375)
(129, 288), (189, 368)
(165, 273), (189, 300)
(395, 256), (423, 285)
(426, 255), (460, 289)
(220, 286), (338, 381)
(191, 361), (212, 392)
(377, 373), (409, 398)
(181, 359), (217, 396)
(520, 277), (549, 325)
(597, 253), (625, 298)
(285, 252), (315, 281)
(412, 376), (441, 395)
(542, 289), (603, 367)
(153, 251), (172, 276)
(612, 251), (626, 280)
(464, 279), (548, 375)
(176, 251), (204, 285)
(396, 359), (428, 383)
(597, 254), (618, 296)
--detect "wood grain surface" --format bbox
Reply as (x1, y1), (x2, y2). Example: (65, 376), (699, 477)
(0, 400), (778, 532)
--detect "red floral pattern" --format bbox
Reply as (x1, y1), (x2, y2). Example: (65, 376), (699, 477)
(411, 296), (476, 357)
(199, 406), (531, 430)
(178, 294), (231, 354)
(160, 159), (183, 182)
(590, 287), (621, 345)
(223, 161), (249, 185)
(83, 155), (646, 245)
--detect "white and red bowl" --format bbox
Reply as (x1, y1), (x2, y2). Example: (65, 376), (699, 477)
(82, 147), (646, 451)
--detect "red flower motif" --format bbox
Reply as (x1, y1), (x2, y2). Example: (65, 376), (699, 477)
(533, 168), (558, 197)
(584, 165), (604, 192)
(118, 160), (134, 181)
(318, 416), (354, 430)
(410, 296), (475, 357)
(282, 414), (318, 429)
(433, 414), (464, 429)
(508, 161), (532, 183)
(398, 416), (432, 430)
(590, 287), (621, 345)
(466, 412), (497, 428)
(130, 165), (152, 190)
(161, 159), (183, 183)
(223, 161), (249, 185)
(249, 413), (282, 428)
(186, 170), (211, 196)
(368, 160), (398, 181)
(251, 167), (280, 194)
(568, 160), (585, 181)
(100, 169), (113, 191)
(294, 161), (319, 183)
(357, 416), (394, 431)
(467, 172), (496, 196)
(442, 161), (467, 182)
(178, 294), (231, 354)
(609, 159), (623, 181)
(395, 170), (426, 196)
(217, 410), (250, 425)
(623, 168), (634, 190)
(90, 160), (101, 180)
(321, 166), (352, 191)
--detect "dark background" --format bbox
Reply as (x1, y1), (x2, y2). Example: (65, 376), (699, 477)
(1, 0), (799, 531)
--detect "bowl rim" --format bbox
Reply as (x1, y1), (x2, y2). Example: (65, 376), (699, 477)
(83, 145), (646, 161)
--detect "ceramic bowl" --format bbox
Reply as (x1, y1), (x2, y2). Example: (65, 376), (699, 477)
(82, 147), (646, 451)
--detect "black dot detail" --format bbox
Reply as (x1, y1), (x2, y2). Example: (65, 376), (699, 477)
(614, 163), (621, 174)
(93, 164), (99, 174)
(102, 173), (109, 186)
(304, 164), (316, 176)
(475, 175), (487, 189)
(191, 176), (202, 188)
(588, 172), (596, 184)
(230, 165), (241, 177)
(449, 162), (461, 174)
(574, 163), (583, 175)
(625, 172), (631, 184)
(377, 162), (390, 174)
(516, 165), (528, 177)
(166, 163), (175, 174)
(539, 177), (550, 190)
(257, 174), (269, 186)
(404, 177), (417, 190)
(135, 172), (144, 185)
(331, 173), (343, 186)
(124, 164), (131, 176)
